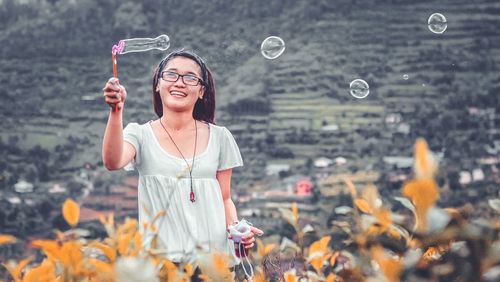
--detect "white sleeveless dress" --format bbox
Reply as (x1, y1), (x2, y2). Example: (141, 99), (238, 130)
(123, 121), (243, 267)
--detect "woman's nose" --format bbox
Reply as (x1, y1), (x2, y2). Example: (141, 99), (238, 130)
(173, 76), (186, 87)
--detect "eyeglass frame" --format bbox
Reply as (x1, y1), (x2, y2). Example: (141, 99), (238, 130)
(160, 70), (205, 86)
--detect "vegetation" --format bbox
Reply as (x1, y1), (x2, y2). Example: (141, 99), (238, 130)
(1, 139), (498, 281)
(0, 0), (499, 280)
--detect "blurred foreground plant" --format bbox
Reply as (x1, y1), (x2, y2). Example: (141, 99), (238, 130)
(1, 138), (498, 281)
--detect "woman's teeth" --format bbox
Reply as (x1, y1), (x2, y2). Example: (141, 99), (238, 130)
(171, 91), (187, 97)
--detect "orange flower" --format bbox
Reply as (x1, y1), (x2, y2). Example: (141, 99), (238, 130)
(59, 241), (84, 275)
(31, 240), (61, 262)
(0, 234), (16, 245)
(2, 257), (32, 282)
(309, 236), (331, 255)
(23, 259), (57, 282)
(253, 270), (267, 282)
(256, 238), (276, 259)
(402, 179), (439, 232)
(343, 178), (358, 198)
(371, 245), (402, 282)
(292, 202), (299, 224)
(373, 209), (392, 232)
(414, 138), (437, 180)
(354, 198), (372, 214)
(90, 242), (116, 262)
(325, 273), (337, 282)
(284, 270), (297, 282)
(62, 198), (80, 227)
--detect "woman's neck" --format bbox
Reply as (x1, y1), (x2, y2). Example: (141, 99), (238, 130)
(160, 111), (196, 132)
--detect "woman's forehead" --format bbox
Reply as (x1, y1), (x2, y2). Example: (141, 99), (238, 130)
(164, 56), (202, 75)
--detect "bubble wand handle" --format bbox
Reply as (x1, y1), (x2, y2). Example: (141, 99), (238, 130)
(112, 53), (117, 78)
(111, 52), (119, 112)
(110, 41), (124, 112)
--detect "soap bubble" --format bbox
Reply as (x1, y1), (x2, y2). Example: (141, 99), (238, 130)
(349, 79), (370, 99)
(261, 36), (285, 59)
(428, 13), (447, 34)
(403, 74), (409, 80)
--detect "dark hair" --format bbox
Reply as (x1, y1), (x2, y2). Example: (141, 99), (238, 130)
(152, 50), (216, 124)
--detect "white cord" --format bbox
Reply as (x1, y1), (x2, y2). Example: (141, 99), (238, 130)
(238, 241), (254, 280)
(228, 219), (255, 281)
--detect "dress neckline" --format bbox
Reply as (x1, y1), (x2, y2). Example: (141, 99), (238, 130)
(147, 121), (212, 161)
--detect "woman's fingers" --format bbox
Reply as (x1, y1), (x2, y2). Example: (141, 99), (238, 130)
(104, 95), (121, 104)
(243, 242), (254, 249)
(103, 77), (126, 109)
(250, 226), (264, 236)
(103, 77), (120, 92)
(241, 237), (256, 249)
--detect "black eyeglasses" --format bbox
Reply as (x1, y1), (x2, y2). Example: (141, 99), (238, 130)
(161, 71), (204, 86)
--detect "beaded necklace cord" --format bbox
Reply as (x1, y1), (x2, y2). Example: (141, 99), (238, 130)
(159, 118), (197, 203)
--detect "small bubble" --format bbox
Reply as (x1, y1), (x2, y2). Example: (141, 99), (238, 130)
(403, 74), (409, 80)
(428, 13), (447, 34)
(422, 83), (426, 87)
(260, 36), (286, 60)
(349, 79), (370, 99)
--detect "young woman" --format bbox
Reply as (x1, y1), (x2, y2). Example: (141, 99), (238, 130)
(102, 50), (263, 271)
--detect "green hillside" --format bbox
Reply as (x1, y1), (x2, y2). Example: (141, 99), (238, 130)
(0, 0), (499, 188)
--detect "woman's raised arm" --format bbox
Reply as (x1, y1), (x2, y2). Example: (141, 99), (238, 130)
(102, 78), (136, 170)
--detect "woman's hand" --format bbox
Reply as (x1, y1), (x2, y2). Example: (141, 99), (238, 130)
(239, 226), (264, 250)
(103, 77), (127, 110)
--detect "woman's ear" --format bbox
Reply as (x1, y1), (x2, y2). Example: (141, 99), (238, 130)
(199, 85), (205, 98)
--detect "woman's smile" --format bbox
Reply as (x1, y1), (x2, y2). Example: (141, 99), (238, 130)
(170, 90), (188, 97)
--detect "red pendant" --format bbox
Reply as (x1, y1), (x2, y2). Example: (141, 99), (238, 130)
(190, 191), (195, 203)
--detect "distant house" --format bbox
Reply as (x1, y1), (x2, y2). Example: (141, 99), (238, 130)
(7, 197), (21, 204)
(49, 183), (67, 194)
(383, 156), (413, 169)
(459, 171), (472, 185)
(334, 157), (347, 166)
(295, 179), (313, 196)
(265, 164), (290, 176)
(396, 123), (411, 134)
(281, 175), (314, 196)
(14, 179), (34, 193)
(321, 124), (339, 131)
(385, 113), (402, 124)
(314, 157), (333, 168)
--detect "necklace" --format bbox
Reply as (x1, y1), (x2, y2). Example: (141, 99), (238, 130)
(159, 118), (197, 203)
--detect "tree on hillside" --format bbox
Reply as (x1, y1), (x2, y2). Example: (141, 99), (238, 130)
(114, 2), (149, 38)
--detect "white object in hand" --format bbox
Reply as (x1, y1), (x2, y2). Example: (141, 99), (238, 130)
(228, 219), (252, 243)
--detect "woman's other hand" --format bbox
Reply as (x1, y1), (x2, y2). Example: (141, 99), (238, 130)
(103, 77), (127, 110)
(240, 226), (264, 250)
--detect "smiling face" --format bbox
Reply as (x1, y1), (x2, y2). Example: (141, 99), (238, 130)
(156, 56), (205, 114)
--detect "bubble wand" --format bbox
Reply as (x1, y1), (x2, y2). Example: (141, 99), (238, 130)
(111, 34), (170, 111)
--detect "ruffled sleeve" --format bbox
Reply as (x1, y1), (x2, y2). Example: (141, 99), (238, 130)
(123, 123), (142, 171)
(218, 127), (243, 171)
